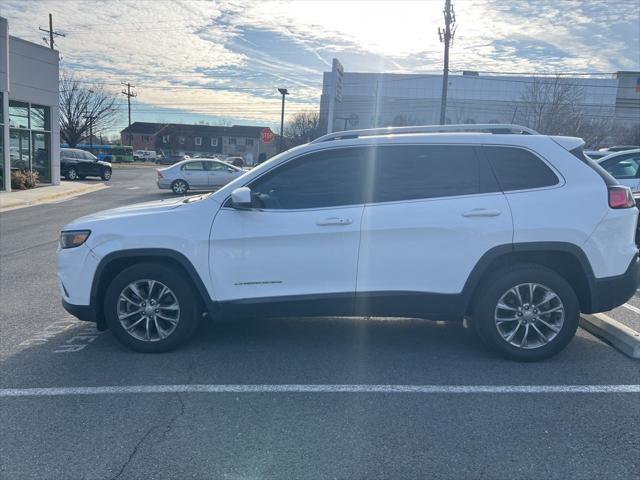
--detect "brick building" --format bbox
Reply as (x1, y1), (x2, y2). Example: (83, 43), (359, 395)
(120, 122), (278, 164)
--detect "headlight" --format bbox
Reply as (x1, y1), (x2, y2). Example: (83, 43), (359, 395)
(59, 230), (91, 249)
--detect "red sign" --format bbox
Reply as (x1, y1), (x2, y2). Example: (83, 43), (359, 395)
(261, 128), (274, 144)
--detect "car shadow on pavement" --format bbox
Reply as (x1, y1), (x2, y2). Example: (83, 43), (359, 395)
(2, 316), (638, 389)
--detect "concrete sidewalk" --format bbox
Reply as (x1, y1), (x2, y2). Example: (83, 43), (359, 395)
(0, 181), (108, 212)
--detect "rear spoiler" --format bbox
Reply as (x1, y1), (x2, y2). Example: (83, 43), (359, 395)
(550, 136), (585, 152)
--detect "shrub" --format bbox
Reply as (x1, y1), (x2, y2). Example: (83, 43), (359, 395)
(10, 170), (39, 190)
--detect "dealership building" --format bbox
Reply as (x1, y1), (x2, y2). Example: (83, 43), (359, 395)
(320, 58), (640, 137)
(1, 16), (60, 193)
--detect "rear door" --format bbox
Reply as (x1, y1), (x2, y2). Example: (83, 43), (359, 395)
(180, 161), (208, 188)
(356, 144), (512, 316)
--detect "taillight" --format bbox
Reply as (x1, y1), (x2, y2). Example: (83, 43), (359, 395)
(157, 170), (163, 178)
(608, 186), (636, 209)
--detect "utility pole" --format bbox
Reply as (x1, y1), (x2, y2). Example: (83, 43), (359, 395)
(84, 114), (96, 149)
(278, 88), (289, 152)
(121, 82), (137, 145)
(39, 13), (65, 49)
(438, 0), (456, 125)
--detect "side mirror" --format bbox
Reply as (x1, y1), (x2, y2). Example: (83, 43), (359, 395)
(231, 187), (252, 209)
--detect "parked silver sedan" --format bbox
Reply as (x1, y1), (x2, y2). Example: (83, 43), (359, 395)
(157, 158), (245, 194)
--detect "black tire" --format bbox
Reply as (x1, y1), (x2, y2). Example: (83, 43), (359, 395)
(171, 179), (189, 195)
(66, 167), (78, 181)
(103, 263), (201, 353)
(102, 168), (112, 181)
(471, 264), (579, 361)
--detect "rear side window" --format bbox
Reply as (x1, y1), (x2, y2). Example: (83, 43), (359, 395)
(370, 145), (497, 203)
(484, 147), (559, 191)
(182, 161), (205, 171)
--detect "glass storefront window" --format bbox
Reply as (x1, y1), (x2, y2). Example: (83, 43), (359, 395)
(9, 101), (29, 129)
(32, 132), (51, 183)
(10, 129), (30, 171)
(30, 105), (50, 131)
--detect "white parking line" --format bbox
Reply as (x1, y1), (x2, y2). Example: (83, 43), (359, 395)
(622, 303), (640, 315)
(1, 384), (639, 397)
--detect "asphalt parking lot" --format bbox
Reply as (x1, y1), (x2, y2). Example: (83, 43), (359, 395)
(1, 168), (638, 479)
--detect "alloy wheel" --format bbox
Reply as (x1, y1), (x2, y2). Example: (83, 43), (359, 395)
(173, 181), (187, 194)
(117, 279), (180, 342)
(494, 283), (565, 349)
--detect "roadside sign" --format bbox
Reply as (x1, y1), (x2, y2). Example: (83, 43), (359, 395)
(261, 127), (274, 144)
(333, 58), (344, 103)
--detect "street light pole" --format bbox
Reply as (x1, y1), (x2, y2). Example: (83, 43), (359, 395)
(278, 88), (288, 152)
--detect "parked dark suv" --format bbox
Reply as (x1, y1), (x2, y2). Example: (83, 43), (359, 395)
(61, 148), (112, 181)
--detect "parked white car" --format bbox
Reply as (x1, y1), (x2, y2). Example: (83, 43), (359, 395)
(156, 158), (245, 194)
(57, 124), (639, 360)
(597, 149), (640, 194)
(133, 150), (157, 161)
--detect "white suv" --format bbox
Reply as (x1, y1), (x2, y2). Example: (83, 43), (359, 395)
(57, 124), (640, 361)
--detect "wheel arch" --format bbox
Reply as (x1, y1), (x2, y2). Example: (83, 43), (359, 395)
(91, 249), (218, 329)
(462, 242), (596, 315)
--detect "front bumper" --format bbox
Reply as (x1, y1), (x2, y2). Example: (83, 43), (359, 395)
(589, 255), (640, 313)
(62, 299), (96, 323)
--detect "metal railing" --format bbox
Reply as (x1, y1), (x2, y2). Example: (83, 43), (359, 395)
(311, 124), (540, 143)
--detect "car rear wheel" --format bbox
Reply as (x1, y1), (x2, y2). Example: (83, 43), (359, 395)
(171, 179), (188, 195)
(102, 168), (112, 181)
(471, 264), (579, 361)
(104, 263), (200, 352)
(66, 167), (78, 180)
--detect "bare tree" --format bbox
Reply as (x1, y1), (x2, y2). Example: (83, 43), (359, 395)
(284, 110), (323, 147)
(59, 73), (119, 147)
(514, 75), (613, 148)
(391, 113), (422, 126)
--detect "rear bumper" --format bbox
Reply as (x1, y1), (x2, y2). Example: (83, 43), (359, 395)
(62, 299), (96, 323)
(588, 255), (640, 313)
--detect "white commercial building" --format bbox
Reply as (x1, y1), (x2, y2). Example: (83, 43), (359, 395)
(1, 16), (60, 192)
(320, 59), (640, 140)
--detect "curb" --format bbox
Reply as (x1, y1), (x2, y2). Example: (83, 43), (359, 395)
(0, 183), (109, 213)
(580, 313), (640, 359)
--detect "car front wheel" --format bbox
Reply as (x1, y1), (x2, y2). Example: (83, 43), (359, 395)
(171, 179), (188, 195)
(104, 263), (200, 352)
(102, 168), (112, 181)
(471, 264), (579, 361)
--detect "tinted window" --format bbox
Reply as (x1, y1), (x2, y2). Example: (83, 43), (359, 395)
(61, 150), (77, 160)
(182, 161), (205, 171)
(249, 148), (366, 209)
(371, 145), (495, 203)
(208, 161), (234, 172)
(485, 147), (559, 191)
(601, 154), (640, 179)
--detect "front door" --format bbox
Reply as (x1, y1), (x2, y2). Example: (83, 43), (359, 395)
(210, 147), (369, 315)
(180, 161), (208, 188)
(207, 161), (236, 187)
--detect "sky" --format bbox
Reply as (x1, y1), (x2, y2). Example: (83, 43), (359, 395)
(1, 0), (639, 134)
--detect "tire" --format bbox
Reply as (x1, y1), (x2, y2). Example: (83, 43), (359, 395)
(102, 168), (112, 181)
(471, 264), (579, 361)
(66, 167), (78, 181)
(171, 179), (189, 195)
(104, 263), (201, 353)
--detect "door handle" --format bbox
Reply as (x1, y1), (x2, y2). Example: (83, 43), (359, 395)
(316, 217), (353, 226)
(462, 208), (501, 218)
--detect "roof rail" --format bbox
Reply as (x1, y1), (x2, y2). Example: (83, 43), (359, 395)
(311, 124), (539, 143)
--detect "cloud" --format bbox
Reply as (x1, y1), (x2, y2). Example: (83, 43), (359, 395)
(0, 0), (638, 133)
